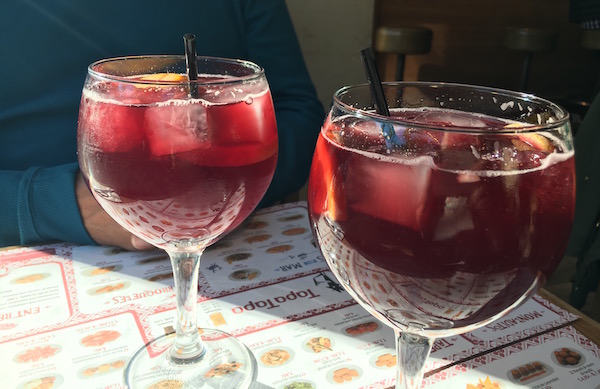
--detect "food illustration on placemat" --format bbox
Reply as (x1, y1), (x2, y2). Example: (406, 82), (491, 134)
(80, 359), (126, 377)
(18, 375), (60, 389)
(282, 381), (315, 389)
(246, 220), (269, 230)
(12, 273), (49, 284)
(224, 252), (252, 264)
(15, 345), (61, 363)
(305, 336), (332, 353)
(266, 244), (293, 254)
(88, 281), (129, 295)
(552, 347), (584, 367)
(277, 214), (304, 222)
(147, 273), (173, 282)
(0, 322), (17, 331)
(282, 227), (307, 236)
(507, 361), (553, 384)
(136, 254), (169, 265)
(204, 362), (243, 378)
(146, 380), (183, 389)
(208, 240), (234, 250)
(467, 376), (503, 389)
(102, 247), (126, 256)
(209, 312), (227, 326)
(331, 367), (361, 384)
(80, 330), (121, 347)
(373, 353), (396, 368)
(229, 269), (260, 281)
(260, 348), (292, 366)
(344, 321), (379, 336)
(89, 265), (117, 276)
(244, 234), (271, 243)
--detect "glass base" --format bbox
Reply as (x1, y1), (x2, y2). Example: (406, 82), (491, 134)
(124, 329), (257, 389)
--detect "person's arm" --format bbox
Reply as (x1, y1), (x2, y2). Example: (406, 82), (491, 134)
(0, 163), (94, 246)
(242, 0), (326, 206)
(0, 162), (152, 249)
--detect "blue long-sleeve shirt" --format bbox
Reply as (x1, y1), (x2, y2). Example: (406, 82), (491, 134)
(0, 0), (325, 246)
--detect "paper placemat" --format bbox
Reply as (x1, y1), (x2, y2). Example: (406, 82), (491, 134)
(0, 202), (592, 389)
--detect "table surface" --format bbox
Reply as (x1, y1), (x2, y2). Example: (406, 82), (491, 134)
(537, 288), (600, 345)
(2, 202), (600, 389)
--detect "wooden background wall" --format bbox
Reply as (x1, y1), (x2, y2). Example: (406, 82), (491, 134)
(373, 0), (598, 105)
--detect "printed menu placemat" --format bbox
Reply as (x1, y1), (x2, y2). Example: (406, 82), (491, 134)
(0, 202), (595, 389)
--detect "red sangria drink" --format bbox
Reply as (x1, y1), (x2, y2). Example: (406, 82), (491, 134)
(307, 82), (575, 389)
(78, 55), (277, 388)
(79, 71), (277, 248)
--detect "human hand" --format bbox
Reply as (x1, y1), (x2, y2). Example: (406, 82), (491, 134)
(75, 172), (154, 251)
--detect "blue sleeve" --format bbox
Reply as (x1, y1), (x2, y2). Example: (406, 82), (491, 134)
(242, 0), (326, 206)
(0, 162), (95, 247)
(0, 0), (324, 247)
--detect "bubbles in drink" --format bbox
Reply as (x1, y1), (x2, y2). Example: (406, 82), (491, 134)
(327, 107), (572, 176)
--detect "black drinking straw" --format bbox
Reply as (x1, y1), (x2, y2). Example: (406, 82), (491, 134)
(360, 47), (402, 149)
(360, 47), (390, 116)
(183, 33), (199, 97)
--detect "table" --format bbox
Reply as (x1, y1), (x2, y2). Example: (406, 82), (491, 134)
(1, 202), (599, 389)
(537, 289), (600, 347)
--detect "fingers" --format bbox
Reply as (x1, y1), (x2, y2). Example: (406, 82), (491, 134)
(76, 172), (155, 251)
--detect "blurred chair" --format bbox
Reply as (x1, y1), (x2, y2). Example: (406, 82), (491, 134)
(581, 28), (600, 50)
(374, 26), (433, 81)
(547, 28), (599, 135)
(503, 26), (558, 91)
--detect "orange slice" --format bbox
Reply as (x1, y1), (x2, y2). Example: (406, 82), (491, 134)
(139, 73), (187, 82)
(311, 133), (346, 222)
(514, 133), (554, 153)
(505, 123), (554, 153)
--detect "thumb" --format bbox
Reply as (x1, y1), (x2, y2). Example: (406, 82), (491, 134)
(130, 235), (156, 251)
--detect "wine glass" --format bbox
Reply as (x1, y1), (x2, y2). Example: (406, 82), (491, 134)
(77, 55), (278, 388)
(307, 82), (575, 389)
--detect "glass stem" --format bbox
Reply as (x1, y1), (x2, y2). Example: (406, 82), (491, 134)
(395, 329), (433, 389)
(167, 249), (206, 365)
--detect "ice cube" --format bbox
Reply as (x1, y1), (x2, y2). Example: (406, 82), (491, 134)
(347, 153), (433, 231)
(206, 90), (275, 146)
(411, 110), (489, 129)
(144, 100), (209, 156)
(82, 100), (145, 152)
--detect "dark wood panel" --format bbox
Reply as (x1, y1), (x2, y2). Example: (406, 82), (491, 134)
(373, 0), (598, 103)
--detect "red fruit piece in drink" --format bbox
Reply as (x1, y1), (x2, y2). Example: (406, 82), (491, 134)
(206, 92), (275, 147)
(190, 140), (277, 167)
(183, 94), (278, 167)
(81, 100), (145, 153)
